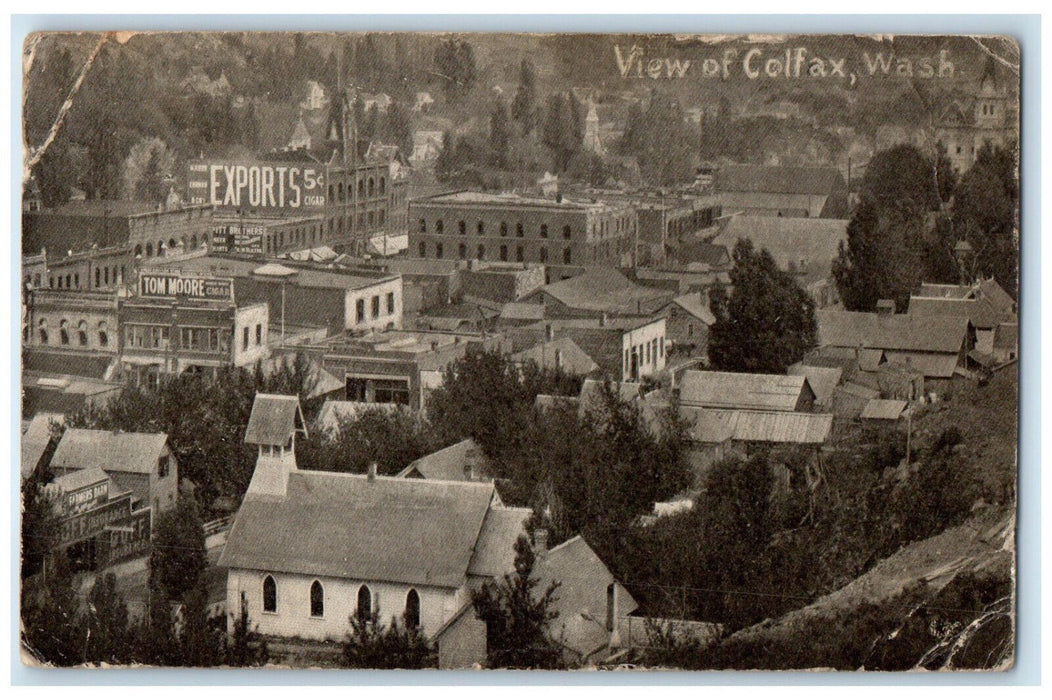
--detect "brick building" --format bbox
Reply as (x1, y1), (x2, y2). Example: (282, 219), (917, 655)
(409, 191), (637, 267)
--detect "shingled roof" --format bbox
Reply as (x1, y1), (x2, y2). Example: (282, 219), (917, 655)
(703, 409), (833, 444)
(529, 269), (673, 315)
(715, 164), (847, 196)
(908, 296), (999, 329)
(244, 394), (307, 446)
(51, 429), (168, 475)
(396, 438), (491, 482)
(218, 472), (506, 589)
(712, 216), (849, 286)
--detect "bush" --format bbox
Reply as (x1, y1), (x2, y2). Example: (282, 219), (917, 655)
(341, 612), (435, 669)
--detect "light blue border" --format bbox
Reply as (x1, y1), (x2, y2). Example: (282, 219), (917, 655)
(10, 13), (1040, 687)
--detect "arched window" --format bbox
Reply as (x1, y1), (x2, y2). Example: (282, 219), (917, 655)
(418, 241), (427, 257)
(499, 244), (508, 262)
(458, 243), (467, 259)
(135, 244), (143, 257)
(477, 244), (485, 260)
(367, 178), (375, 197)
(263, 575), (277, 613)
(436, 242), (444, 259)
(157, 240), (166, 256)
(38, 318), (48, 345)
(98, 322), (109, 347)
(562, 225), (571, 239)
(356, 585), (372, 621)
(516, 222), (524, 237)
(59, 319), (70, 345)
(77, 320), (88, 346)
(310, 580), (324, 617)
(499, 222), (508, 237)
(405, 589), (420, 629)
(477, 220), (485, 235)
(358, 179), (365, 198)
(540, 224), (548, 239)
(458, 220), (466, 235)
(95, 268), (101, 288)
(169, 238), (176, 251)
(563, 248), (572, 264)
(379, 177), (386, 195)
(104, 267), (109, 285)
(539, 247), (548, 263)
(419, 219), (427, 233)
(435, 219), (444, 234)
(516, 246), (524, 263)
(145, 242), (153, 257)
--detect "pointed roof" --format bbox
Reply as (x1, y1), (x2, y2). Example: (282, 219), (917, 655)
(244, 394), (307, 446)
(679, 371), (813, 412)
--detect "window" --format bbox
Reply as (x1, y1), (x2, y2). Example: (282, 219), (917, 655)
(243, 327), (249, 351)
(77, 320), (88, 347)
(419, 219), (427, 233)
(477, 244), (485, 260)
(477, 221), (485, 235)
(256, 324), (262, 346)
(436, 242), (444, 259)
(563, 247), (572, 264)
(500, 222), (508, 237)
(158, 455), (169, 478)
(98, 322), (109, 347)
(74, 273), (79, 288)
(95, 268), (101, 288)
(310, 580), (324, 617)
(263, 576), (277, 613)
(379, 177), (386, 195)
(562, 225), (571, 239)
(459, 242), (467, 259)
(356, 585), (372, 621)
(436, 219), (444, 234)
(499, 245), (508, 262)
(374, 378), (410, 405)
(371, 295), (380, 319)
(356, 299), (366, 324)
(516, 246), (524, 262)
(405, 589), (420, 629)
(516, 222), (524, 237)
(368, 178), (375, 197)
(539, 247), (548, 263)
(419, 241), (427, 257)
(60, 320), (70, 345)
(458, 220), (466, 235)
(134, 244), (143, 257)
(103, 267), (109, 285)
(540, 224), (548, 239)
(387, 292), (395, 314)
(38, 319), (48, 345)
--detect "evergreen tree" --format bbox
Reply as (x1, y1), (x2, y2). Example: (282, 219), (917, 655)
(21, 458), (60, 579)
(951, 144), (1019, 297)
(383, 99), (413, 156)
(541, 93), (580, 172)
(20, 551), (85, 666)
(489, 97), (511, 169)
(150, 496), (207, 602)
(708, 239), (818, 374)
(341, 611), (436, 669)
(471, 535), (563, 669)
(833, 144), (942, 311)
(180, 583), (224, 667)
(228, 591), (269, 667)
(84, 573), (132, 664)
(434, 37), (477, 101)
(510, 58), (537, 135)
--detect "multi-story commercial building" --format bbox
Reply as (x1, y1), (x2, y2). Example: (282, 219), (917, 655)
(408, 191), (637, 267)
(119, 270), (269, 387)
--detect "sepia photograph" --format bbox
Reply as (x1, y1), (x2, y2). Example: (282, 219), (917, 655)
(17, 27), (1021, 673)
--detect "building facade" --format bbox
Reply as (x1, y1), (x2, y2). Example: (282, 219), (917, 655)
(409, 191), (637, 267)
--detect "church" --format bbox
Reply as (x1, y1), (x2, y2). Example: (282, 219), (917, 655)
(934, 55), (1017, 174)
(218, 393), (530, 642)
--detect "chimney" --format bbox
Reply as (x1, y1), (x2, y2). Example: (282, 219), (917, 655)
(367, 461), (378, 481)
(876, 299), (895, 317)
(533, 528), (549, 557)
(606, 583), (622, 650)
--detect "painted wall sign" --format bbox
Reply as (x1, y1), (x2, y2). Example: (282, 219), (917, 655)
(210, 223), (265, 255)
(139, 273), (234, 302)
(187, 161), (327, 210)
(64, 481), (109, 516)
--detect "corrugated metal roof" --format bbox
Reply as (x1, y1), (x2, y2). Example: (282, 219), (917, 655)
(51, 428), (168, 475)
(244, 394), (306, 446)
(679, 371), (812, 412)
(218, 472), (497, 589)
(718, 410), (833, 444)
(817, 310), (968, 354)
(861, 399), (908, 420)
